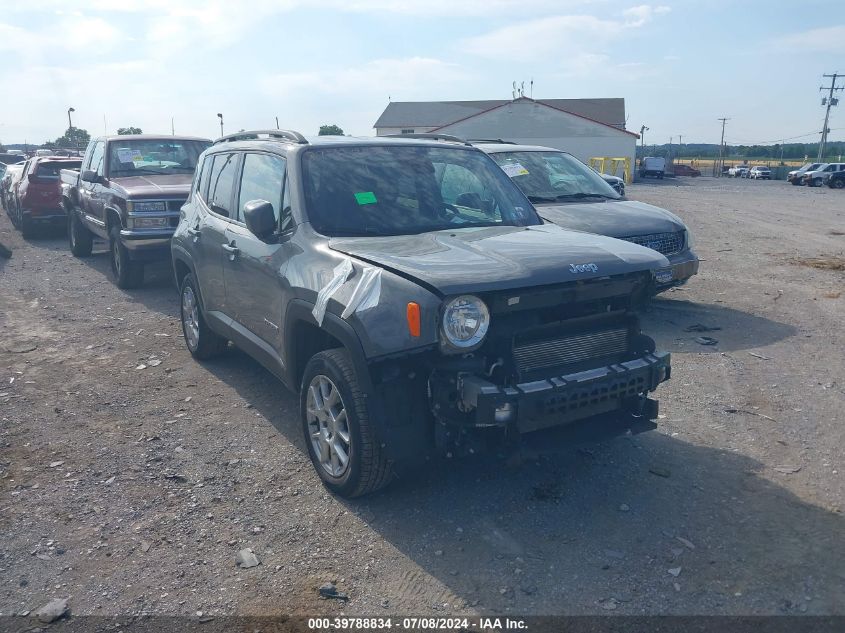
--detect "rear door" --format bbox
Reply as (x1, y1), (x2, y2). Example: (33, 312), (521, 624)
(194, 151), (239, 321)
(223, 151), (291, 370)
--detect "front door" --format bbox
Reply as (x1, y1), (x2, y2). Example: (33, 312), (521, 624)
(222, 152), (290, 368)
(80, 141), (106, 230)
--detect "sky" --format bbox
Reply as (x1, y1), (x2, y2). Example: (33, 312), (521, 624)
(0, 0), (842, 147)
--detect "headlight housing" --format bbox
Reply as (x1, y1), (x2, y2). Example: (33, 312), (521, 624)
(440, 295), (490, 352)
(684, 228), (695, 250)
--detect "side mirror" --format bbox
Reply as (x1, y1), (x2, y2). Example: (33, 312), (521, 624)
(80, 170), (99, 183)
(243, 199), (276, 240)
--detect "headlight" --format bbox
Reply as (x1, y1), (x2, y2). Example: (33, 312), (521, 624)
(684, 228), (695, 250)
(128, 200), (167, 212)
(440, 295), (490, 352)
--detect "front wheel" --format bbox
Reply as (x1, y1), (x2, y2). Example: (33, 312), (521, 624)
(68, 210), (93, 257)
(109, 226), (144, 288)
(811, 178), (822, 188)
(301, 349), (393, 497)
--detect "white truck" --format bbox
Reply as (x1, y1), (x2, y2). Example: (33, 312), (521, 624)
(639, 156), (666, 179)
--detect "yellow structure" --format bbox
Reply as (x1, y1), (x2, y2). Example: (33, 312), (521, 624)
(589, 157), (632, 183)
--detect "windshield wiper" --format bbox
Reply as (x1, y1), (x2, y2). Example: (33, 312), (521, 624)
(526, 195), (557, 203)
(554, 192), (617, 200)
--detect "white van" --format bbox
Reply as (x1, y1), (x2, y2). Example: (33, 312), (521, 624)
(639, 156), (666, 179)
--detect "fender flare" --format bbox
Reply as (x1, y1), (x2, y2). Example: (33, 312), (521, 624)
(284, 299), (373, 394)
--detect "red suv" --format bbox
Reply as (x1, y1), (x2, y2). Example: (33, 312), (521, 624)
(12, 156), (82, 237)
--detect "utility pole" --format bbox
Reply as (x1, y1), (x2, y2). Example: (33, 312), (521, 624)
(639, 125), (649, 160)
(217, 113), (224, 138)
(716, 117), (729, 177)
(818, 73), (843, 161)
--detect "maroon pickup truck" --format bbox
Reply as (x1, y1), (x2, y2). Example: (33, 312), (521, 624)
(61, 134), (211, 288)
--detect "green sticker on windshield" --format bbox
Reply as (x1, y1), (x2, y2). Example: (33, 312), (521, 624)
(354, 191), (377, 205)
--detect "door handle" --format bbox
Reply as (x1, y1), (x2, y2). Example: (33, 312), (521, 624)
(221, 242), (239, 258)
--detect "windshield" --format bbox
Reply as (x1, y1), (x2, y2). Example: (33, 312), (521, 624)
(488, 151), (620, 202)
(302, 145), (541, 237)
(108, 139), (210, 177)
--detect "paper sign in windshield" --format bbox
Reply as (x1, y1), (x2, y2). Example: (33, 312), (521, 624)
(354, 191), (378, 205)
(501, 163), (529, 178)
(116, 148), (141, 163)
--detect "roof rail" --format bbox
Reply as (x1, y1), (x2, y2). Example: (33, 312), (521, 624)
(214, 129), (308, 145)
(467, 138), (516, 145)
(383, 133), (470, 145)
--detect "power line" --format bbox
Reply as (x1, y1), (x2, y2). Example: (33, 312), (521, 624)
(818, 72), (843, 161)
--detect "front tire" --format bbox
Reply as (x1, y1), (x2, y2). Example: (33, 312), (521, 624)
(68, 210), (93, 257)
(301, 349), (393, 497)
(179, 273), (227, 359)
(109, 226), (144, 288)
(811, 178), (822, 187)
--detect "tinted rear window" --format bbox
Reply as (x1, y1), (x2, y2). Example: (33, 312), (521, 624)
(36, 161), (82, 178)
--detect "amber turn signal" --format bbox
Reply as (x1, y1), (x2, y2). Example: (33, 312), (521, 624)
(406, 302), (421, 337)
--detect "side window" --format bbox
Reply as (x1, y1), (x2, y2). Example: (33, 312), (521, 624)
(196, 155), (212, 201)
(280, 172), (293, 232)
(236, 153), (285, 225)
(81, 141), (95, 171)
(207, 153), (238, 217)
(88, 142), (106, 177)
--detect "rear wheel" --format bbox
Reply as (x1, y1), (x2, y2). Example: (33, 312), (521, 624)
(179, 273), (227, 359)
(109, 226), (144, 288)
(68, 210), (93, 257)
(301, 349), (393, 497)
(832, 179), (845, 189)
(20, 213), (35, 240)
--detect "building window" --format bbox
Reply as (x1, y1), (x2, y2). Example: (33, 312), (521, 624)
(401, 129), (415, 134)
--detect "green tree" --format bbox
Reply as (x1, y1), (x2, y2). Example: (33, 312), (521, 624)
(55, 126), (90, 150)
(318, 124), (344, 136)
(117, 126), (143, 135)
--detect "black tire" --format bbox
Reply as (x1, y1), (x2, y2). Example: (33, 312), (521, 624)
(179, 273), (227, 359)
(791, 179), (801, 186)
(811, 178), (822, 188)
(68, 210), (93, 257)
(831, 179), (845, 189)
(20, 211), (36, 239)
(0, 241), (11, 259)
(109, 226), (144, 288)
(301, 349), (393, 497)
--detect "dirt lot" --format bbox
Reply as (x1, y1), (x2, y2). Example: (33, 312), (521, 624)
(1, 177), (844, 619)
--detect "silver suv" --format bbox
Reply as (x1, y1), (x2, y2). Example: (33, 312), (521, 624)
(172, 130), (673, 496)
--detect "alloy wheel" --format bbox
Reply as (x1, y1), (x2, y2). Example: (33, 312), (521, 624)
(181, 284), (200, 351)
(306, 375), (351, 478)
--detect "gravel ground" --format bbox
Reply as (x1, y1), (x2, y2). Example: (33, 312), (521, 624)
(1, 177), (843, 619)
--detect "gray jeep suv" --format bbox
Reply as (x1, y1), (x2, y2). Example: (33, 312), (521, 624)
(172, 130), (673, 497)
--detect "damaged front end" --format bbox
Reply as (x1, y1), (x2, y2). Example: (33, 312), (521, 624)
(426, 271), (671, 450)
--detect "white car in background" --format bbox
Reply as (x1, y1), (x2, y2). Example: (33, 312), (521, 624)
(802, 163), (845, 187)
(748, 166), (771, 180)
(728, 165), (750, 178)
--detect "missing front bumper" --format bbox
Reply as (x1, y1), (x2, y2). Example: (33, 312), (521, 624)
(439, 351), (670, 434)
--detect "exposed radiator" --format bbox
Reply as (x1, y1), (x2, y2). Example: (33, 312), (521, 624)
(513, 328), (629, 373)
